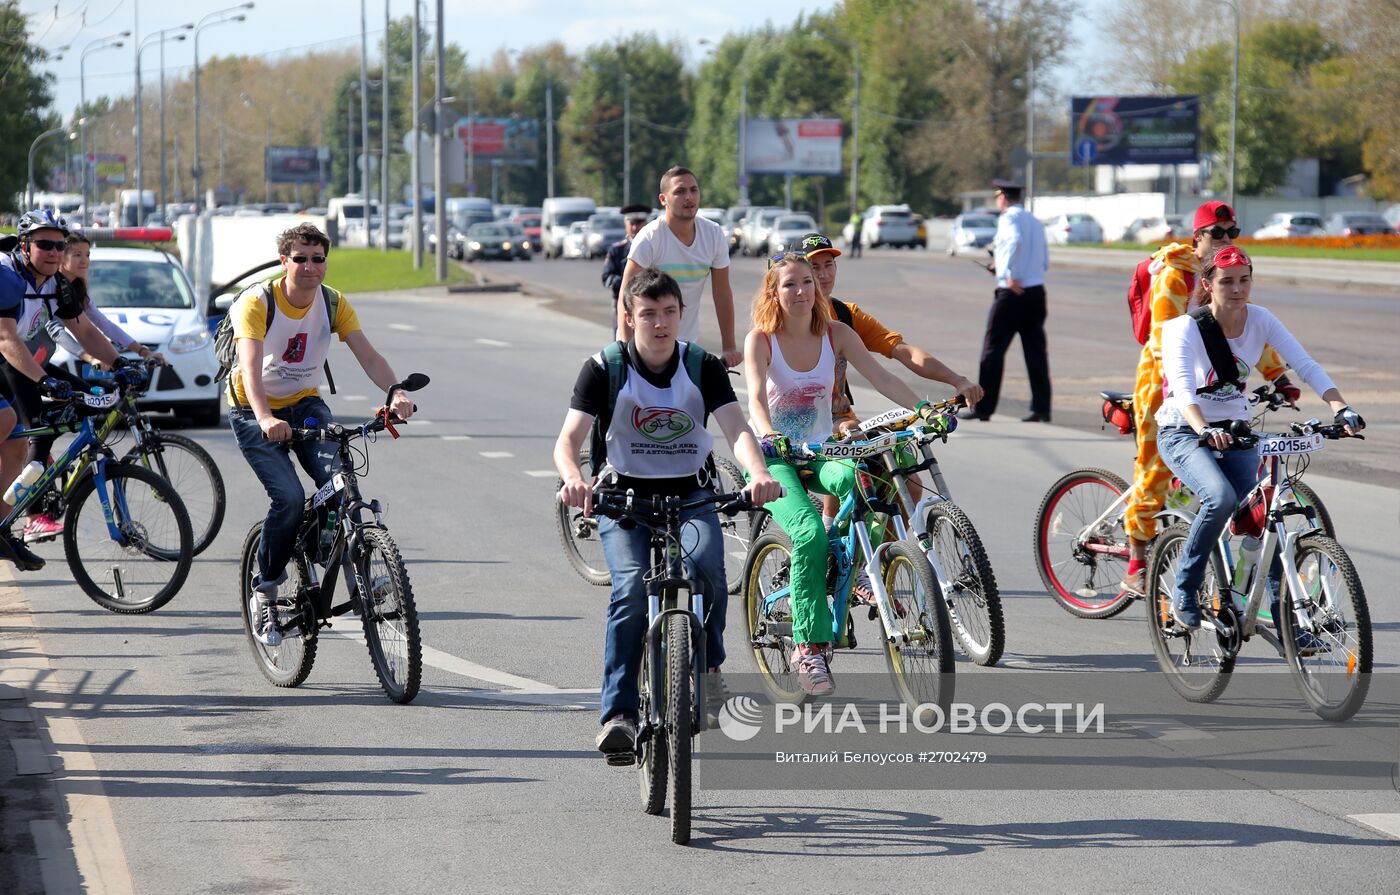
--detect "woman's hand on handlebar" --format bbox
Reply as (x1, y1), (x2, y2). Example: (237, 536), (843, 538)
(743, 472), (784, 507)
(558, 476), (593, 516)
(1198, 425), (1233, 451)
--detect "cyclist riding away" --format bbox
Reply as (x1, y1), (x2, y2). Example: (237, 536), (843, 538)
(554, 267), (782, 759)
(1155, 245), (1362, 629)
(227, 223), (415, 646)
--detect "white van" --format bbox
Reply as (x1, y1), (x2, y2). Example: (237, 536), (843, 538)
(117, 189), (156, 226)
(541, 197), (597, 259)
(326, 194), (381, 246)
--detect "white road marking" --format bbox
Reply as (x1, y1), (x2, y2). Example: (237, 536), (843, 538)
(340, 395), (368, 402)
(475, 337), (510, 347)
(523, 470), (557, 478)
(479, 451), (514, 459)
(442, 435), (473, 441)
(389, 323), (417, 331)
(1348, 814), (1400, 840)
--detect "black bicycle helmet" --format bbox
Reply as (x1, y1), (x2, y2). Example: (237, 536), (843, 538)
(16, 208), (71, 239)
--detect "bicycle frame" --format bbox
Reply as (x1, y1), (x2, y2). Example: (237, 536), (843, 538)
(639, 505), (709, 736)
(3, 409), (130, 542)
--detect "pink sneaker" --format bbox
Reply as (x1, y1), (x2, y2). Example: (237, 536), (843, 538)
(22, 514), (63, 544)
(793, 643), (834, 697)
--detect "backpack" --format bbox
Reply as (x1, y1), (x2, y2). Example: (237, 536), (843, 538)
(1188, 305), (1244, 395)
(1129, 257), (1197, 345)
(587, 339), (706, 475)
(214, 277), (339, 396)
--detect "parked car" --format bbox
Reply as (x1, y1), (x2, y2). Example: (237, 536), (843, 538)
(722, 206), (750, 255)
(511, 213), (542, 252)
(1122, 215), (1188, 243)
(462, 222), (532, 262)
(742, 207), (789, 256)
(859, 204), (921, 249)
(946, 213), (999, 255)
(766, 213), (820, 255)
(562, 221), (589, 259)
(699, 207), (725, 226)
(583, 213), (627, 259)
(49, 246), (221, 427)
(1252, 212), (1325, 240)
(1043, 213), (1104, 244)
(541, 196), (597, 258)
(1383, 203), (1400, 232)
(1325, 211), (1393, 236)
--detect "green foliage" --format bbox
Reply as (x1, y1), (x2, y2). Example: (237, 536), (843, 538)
(0, 0), (58, 211)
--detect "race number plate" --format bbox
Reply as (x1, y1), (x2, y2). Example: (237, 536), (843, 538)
(81, 393), (121, 410)
(859, 407), (914, 432)
(311, 473), (346, 508)
(1258, 432), (1324, 456)
(816, 431), (899, 459)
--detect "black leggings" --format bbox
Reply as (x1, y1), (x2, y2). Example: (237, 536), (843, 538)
(1, 362), (89, 464)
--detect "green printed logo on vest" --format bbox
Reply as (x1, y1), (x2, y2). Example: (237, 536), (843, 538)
(633, 406), (695, 443)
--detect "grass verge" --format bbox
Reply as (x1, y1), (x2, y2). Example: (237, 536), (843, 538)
(1066, 242), (1400, 262)
(328, 248), (475, 292)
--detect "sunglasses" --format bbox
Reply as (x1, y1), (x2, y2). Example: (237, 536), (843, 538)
(767, 251), (807, 270)
(1200, 226), (1241, 240)
(286, 254), (327, 264)
(29, 238), (66, 252)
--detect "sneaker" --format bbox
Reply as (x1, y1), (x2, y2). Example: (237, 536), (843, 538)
(21, 514), (63, 544)
(595, 716), (637, 755)
(0, 531), (45, 572)
(1121, 568), (1146, 596)
(703, 670), (730, 728)
(794, 644), (835, 697)
(1271, 600), (1325, 657)
(249, 573), (288, 647)
(852, 569), (877, 605)
(1170, 596), (1202, 630)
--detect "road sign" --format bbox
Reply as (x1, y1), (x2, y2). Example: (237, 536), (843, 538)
(1075, 138), (1098, 164)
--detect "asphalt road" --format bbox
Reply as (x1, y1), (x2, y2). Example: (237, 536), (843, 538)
(3, 279), (1398, 893)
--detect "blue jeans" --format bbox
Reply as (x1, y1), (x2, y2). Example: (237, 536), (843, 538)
(1156, 425), (1263, 609)
(229, 396), (338, 585)
(597, 487), (728, 724)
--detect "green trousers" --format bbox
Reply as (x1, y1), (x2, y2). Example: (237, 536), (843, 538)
(760, 457), (855, 645)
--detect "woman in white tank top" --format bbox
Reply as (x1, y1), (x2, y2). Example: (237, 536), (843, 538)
(743, 251), (941, 696)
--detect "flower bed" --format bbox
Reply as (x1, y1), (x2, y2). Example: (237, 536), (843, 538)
(1237, 233), (1400, 250)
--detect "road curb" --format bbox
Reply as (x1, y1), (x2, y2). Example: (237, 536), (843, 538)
(447, 261), (522, 294)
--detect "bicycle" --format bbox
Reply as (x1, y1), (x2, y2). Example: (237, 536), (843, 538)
(1145, 419), (1370, 721)
(3, 375), (194, 613)
(741, 433), (955, 713)
(237, 374), (429, 704)
(25, 358), (226, 555)
(590, 485), (754, 846)
(555, 445), (611, 586)
(1032, 385), (1332, 620)
(853, 397), (1005, 666)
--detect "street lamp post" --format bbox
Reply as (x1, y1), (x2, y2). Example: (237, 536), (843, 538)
(194, 4), (254, 213)
(545, 70), (555, 199)
(698, 37), (747, 206)
(137, 25), (192, 222)
(1220, 0), (1240, 209)
(27, 126), (67, 208)
(434, 0), (446, 281)
(381, 0), (391, 252)
(241, 93), (273, 202)
(411, 0), (422, 268)
(80, 32), (129, 226)
(622, 73), (631, 206)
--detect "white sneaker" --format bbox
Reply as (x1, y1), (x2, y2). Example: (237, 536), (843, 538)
(250, 573), (288, 647)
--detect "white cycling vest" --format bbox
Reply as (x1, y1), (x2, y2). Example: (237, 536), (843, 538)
(763, 332), (835, 445)
(604, 343), (714, 479)
(257, 289), (333, 399)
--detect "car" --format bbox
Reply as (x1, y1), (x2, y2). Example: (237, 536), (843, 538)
(1043, 212), (1104, 244)
(1252, 212), (1325, 240)
(698, 207), (725, 226)
(423, 224), (463, 257)
(859, 204), (921, 249)
(1122, 215), (1188, 243)
(765, 213), (819, 254)
(49, 246), (221, 427)
(947, 212), (999, 255)
(1383, 203), (1400, 232)
(562, 221), (589, 259)
(742, 207), (789, 256)
(462, 222), (532, 262)
(511, 213), (542, 252)
(721, 206), (750, 255)
(1324, 211), (1393, 236)
(583, 213), (627, 259)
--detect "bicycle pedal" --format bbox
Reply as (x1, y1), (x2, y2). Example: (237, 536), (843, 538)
(604, 750), (636, 767)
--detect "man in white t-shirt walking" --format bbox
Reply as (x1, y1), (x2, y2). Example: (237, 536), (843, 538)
(616, 166), (740, 367)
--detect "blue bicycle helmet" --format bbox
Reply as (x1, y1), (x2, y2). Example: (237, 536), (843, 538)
(16, 208), (71, 239)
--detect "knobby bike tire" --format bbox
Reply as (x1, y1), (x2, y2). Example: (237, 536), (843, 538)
(238, 522), (318, 688)
(1033, 467), (1136, 619)
(1145, 523), (1234, 704)
(881, 539), (956, 715)
(666, 612), (694, 845)
(1280, 534), (1371, 721)
(355, 528), (423, 704)
(62, 462), (193, 614)
(741, 530), (806, 705)
(714, 457), (758, 595)
(555, 445), (609, 586)
(1285, 479), (1335, 540)
(923, 502), (1005, 666)
(638, 636), (668, 816)
(124, 431), (226, 556)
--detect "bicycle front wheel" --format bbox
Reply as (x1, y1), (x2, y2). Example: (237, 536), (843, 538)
(924, 502), (1004, 666)
(238, 523), (318, 688)
(882, 540), (955, 715)
(666, 612), (694, 845)
(63, 463), (193, 613)
(1033, 468), (1135, 619)
(1282, 479), (1335, 539)
(714, 457), (760, 594)
(1145, 523), (1234, 703)
(741, 531), (805, 705)
(1280, 534), (1371, 721)
(124, 431), (226, 556)
(638, 637), (667, 814)
(355, 528), (422, 704)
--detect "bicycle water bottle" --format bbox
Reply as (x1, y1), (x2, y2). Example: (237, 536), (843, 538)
(319, 509), (338, 556)
(3, 461), (44, 505)
(1233, 535), (1262, 595)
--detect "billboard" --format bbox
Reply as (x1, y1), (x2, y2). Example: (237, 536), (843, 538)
(453, 117), (539, 166)
(88, 153), (127, 185)
(744, 118), (844, 175)
(1069, 96), (1199, 166)
(265, 146), (325, 184)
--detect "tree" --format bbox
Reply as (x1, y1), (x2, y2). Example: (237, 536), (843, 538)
(0, 0), (58, 211)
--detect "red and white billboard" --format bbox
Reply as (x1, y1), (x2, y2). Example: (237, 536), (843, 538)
(744, 118), (844, 175)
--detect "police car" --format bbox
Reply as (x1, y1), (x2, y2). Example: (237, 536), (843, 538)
(49, 246), (221, 426)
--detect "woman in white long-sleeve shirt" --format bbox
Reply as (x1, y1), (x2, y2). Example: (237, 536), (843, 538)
(59, 232), (165, 368)
(1155, 245), (1364, 628)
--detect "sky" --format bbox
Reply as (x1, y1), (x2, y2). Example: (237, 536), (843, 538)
(28, 0), (1113, 119)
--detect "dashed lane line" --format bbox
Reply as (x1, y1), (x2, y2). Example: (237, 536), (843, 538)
(389, 323), (417, 331)
(479, 451), (514, 459)
(1348, 814), (1400, 840)
(476, 338), (510, 347)
(523, 470), (557, 478)
(442, 435), (473, 441)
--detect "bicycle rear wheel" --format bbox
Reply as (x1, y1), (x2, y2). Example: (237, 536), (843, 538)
(238, 523), (318, 688)
(1145, 523), (1234, 703)
(555, 446), (609, 586)
(924, 502), (1004, 666)
(882, 540), (955, 714)
(355, 528), (422, 704)
(714, 457), (759, 594)
(666, 612), (694, 845)
(1280, 534), (1371, 721)
(1033, 468), (1135, 619)
(741, 531), (806, 704)
(638, 639), (667, 814)
(124, 431), (226, 556)
(62, 463), (193, 613)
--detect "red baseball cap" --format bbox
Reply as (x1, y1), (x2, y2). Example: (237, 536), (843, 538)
(1193, 200), (1235, 232)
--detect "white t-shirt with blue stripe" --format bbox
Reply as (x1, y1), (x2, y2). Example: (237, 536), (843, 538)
(625, 216), (729, 345)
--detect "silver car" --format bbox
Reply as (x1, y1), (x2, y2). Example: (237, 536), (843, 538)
(766, 213), (819, 255)
(947, 213), (999, 255)
(583, 213), (626, 259)
(860, 204), (920, 249)
(1252, 212), (1325, 240)
(1043, 213), (1104, 244)
(742, 207), (789, 256)
(1325, 212), (1393, 236)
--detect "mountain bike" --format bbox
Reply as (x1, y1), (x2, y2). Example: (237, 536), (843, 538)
(237, 374), (429, 704)
(555, 446), (611, 586)
(3, 378), (194, 613)
(1033, 386), (1332, 620)
(741, 433), (955, 713)
(1145, 419), (1370, 721)
(853, 397), (1005, 666)
(26, 358), (225, 555)
(590, 486), (753, 846)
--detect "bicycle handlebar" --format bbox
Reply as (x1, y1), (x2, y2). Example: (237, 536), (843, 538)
(590, 488), (756, 521)
(1201, 417), (1362, 449)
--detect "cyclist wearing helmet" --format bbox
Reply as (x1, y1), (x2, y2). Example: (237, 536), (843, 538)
(0, 210), (124, 570)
